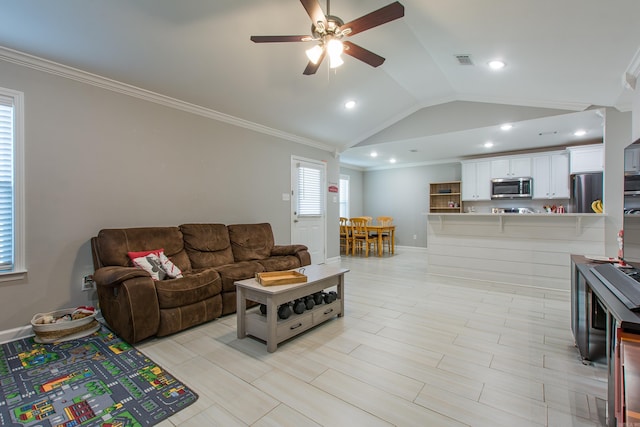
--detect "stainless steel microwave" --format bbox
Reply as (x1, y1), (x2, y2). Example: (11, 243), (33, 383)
(491, 177), (533, 199)
(625, 173), (640, 196)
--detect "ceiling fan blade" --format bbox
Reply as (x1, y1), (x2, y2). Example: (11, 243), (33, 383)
(340, 1), (404, 36)
(303, 50), (326, 75)
(342, 41), (385, 67)
(250, 35), (311, 43)
(300, 0), (327, 28)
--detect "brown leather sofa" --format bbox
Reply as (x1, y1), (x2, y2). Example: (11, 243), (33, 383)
(91, 223), (311, 343)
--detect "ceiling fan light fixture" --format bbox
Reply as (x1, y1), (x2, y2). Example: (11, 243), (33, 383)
(251, 1), (405, 75)
(305, 44), (324, 64)
(327, 38), (344, 68)
(329, 54), (344, 69)
(327, 38), (344, 56)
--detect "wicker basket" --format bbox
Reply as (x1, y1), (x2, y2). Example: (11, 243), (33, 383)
(31, 308), (99, 343)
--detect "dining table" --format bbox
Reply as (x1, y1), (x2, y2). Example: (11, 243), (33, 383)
(366, 224), (396, 256)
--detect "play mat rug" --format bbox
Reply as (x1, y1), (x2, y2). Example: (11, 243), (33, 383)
(0, 324), (198, 426)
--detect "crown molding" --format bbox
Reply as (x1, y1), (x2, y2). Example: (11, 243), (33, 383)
(623, 46), (640, 90)
(0, 45), (334, 153)
(458, 93), (590, 112)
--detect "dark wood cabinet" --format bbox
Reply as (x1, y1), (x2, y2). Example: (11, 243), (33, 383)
(571, 255), (640, 426)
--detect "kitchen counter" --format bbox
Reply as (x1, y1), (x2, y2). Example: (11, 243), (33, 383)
(427, 212), (603, 216)
(427, 212), (604, 233)
(426, 213), (606, 290)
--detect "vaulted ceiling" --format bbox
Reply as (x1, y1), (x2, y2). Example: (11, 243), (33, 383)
(1, 0), (639, 168)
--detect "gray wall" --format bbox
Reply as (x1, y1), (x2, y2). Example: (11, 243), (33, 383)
(0, 59), (339, 332)
(603, 107), (631, 255)
(362, 163), (461, 247)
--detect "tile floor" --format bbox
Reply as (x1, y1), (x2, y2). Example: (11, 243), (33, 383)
(138, 249), (607, 426)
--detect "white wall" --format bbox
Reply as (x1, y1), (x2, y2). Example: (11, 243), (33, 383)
(0, 59), (339, 332)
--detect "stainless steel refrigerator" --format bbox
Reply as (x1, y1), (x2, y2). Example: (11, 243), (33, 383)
(570, 172), (603, 213)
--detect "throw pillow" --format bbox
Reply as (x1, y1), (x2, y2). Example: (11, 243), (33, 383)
(131, 253), (166, 280)
(159, 252), (183, 279)
(128, 248), (164, 260)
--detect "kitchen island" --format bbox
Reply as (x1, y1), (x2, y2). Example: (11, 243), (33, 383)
(427, 213), (606, 291)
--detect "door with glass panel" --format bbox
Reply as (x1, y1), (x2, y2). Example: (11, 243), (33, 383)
(291, 157), (326, 264)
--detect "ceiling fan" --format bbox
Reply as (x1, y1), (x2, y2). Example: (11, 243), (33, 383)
(250, 0), (405, 75)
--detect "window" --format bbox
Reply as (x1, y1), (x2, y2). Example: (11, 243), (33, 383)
(0, 88), (25, 279)
(296, 162), (323, 216)
(339, 174), (349, 218)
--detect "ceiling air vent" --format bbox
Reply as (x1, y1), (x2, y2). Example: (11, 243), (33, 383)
(455, 55), (474, 65)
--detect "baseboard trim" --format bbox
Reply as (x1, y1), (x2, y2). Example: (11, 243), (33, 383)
(0, 324), (34, 344)
(0, 314), (106, 344)
(395, 245), (427, 253)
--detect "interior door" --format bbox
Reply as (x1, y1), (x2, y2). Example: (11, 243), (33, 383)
(291, 157), (326, 264)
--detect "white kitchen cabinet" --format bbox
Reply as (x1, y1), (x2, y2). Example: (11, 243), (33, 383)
(491, 156), (531, 178)
(461, 160), (491, 201)
(625, 147), (640, 172)
(568, 144), (603, 174)
(532, 152), (570, 199)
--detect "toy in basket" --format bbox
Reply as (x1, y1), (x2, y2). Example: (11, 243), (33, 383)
(31, 306), (100, 343)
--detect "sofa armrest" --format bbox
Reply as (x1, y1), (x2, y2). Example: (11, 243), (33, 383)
(94, 266), (150, 288)
(272, 244), (311, 266)
(94, 267), (160, 343)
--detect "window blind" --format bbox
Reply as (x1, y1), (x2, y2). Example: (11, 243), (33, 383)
(339, 175), (349, 218)
(297, 163), (323, 216)
(0, 96), (14, 271)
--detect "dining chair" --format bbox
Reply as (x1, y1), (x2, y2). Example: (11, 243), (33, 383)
(376, 216), (393, 254)
(350, 217), (374, 256)
(339, 217), (350, 254)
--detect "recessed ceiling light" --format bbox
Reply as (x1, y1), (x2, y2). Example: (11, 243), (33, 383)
(488, 60), (506, 70)
(500, 124), (513, 131)
(345, 100), (356, 109)
(574, 129), (587, 137)
(389, 158), (396, 164)
(484, 141), (494, 148)
(370, 151), (378, 158)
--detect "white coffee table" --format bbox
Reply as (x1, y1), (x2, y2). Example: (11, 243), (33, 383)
(235, 264), (349, 352)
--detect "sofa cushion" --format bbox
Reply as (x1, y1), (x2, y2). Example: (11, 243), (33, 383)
(180, 223), (235, 268)
(95, 227), (192, 272)
(227, 223), (275, 261)
(257, 256), (302, 272)
(215, 261), (265, 292)
(157, 295), (222, 337)
(154, 268), (221, 309)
